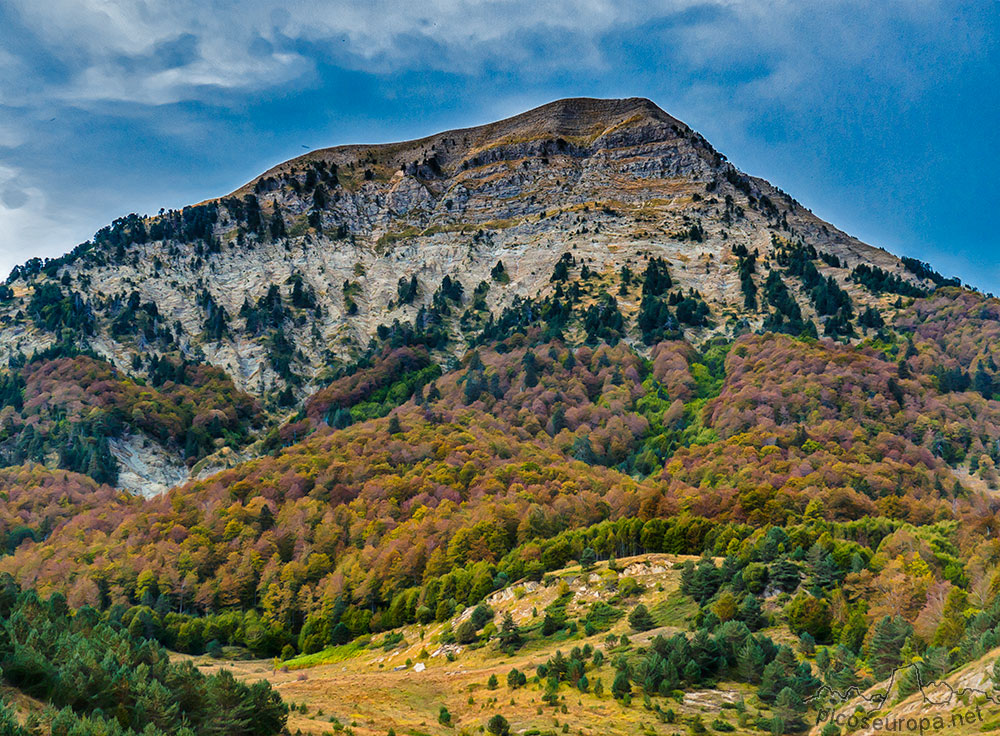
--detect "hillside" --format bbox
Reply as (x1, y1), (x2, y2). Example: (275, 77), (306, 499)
(191, 553), (724, 736)
(185, 546), (1000, 736)
(0, 98), (999, 735)
(808, 642), (1000, 736)
(0, 574), (287, 735)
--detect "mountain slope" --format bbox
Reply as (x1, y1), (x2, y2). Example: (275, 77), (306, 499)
(0, 98), (930, 399)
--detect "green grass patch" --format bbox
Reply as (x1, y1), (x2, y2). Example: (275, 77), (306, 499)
(649, 590), (697, 627)
(284, 641), (365, 670)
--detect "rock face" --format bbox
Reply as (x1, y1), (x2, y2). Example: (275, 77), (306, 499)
(108, 434), (189, 498)
(1, 97), (926, 396)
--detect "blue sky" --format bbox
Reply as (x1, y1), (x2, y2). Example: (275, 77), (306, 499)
(0, 1), (997, 291)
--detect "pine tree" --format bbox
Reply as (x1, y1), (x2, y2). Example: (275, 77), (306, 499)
(628, 604), (654, 631)
(758, 661), (789, 703)
(737, 595), (766, 631)
(932, 588), (968, 649)
(487, 714), (509, 735)
(660, 660), (679, 692)
(867, 616), (912, 679)
(758, 647), (798, 703)
(611, 670), (631, 699)
(826, 646), (861, 691)
(774, 686), (806, 732)
(737, 638), (768, 684)
(839, 610), (867, 653)
(770, 559), (801, 592)
(206, 669), (256, 734)
(808, 547), (841, 590)
(798, 632), (815, 657)
(691, 629), (720, 676)
(498, 612), (522, 653)
(791, 661), (821, 696)
(507, 667), (526, 689)
(683, 659), (701, 684)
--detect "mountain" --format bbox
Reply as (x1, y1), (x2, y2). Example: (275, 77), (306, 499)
(1, 97), (931, 394)
(0, 97), (952, 495)
(2, 98), (1000, 735)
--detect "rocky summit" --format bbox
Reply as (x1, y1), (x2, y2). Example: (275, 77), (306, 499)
(4, 98), (919, 396)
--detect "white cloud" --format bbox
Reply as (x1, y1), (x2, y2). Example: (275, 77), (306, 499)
(0, 165), (92, 278)
(0, 0), (954, 106)
(0, 120), (25, 149)
(67, 51), (309, 106)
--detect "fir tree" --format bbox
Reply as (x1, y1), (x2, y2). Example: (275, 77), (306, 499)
(611, 669), (631, 699)
(867, 616), (912, 679)
(628, 604), (655, 631)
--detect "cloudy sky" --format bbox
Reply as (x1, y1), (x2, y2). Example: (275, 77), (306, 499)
(0, 1), (996, 290)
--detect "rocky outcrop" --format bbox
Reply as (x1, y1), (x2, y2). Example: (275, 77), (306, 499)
(108, 434), (190, 498)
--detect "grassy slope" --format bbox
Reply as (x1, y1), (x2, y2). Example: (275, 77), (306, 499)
(182, 554), (785, 736)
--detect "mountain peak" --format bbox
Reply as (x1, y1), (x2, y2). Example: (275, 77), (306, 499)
(470, 96), (682, 137)
(241, 97), (688, 193)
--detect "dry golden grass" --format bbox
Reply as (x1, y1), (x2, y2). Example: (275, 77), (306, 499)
(179, 554), (782, 736)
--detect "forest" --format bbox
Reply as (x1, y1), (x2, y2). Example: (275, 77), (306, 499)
(0, 210), (997, 733)
(2, 271), (998, 681)
(0, 574), (286, 735)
